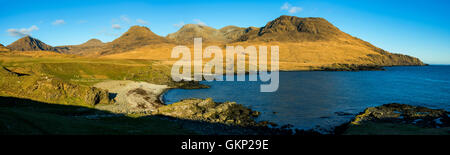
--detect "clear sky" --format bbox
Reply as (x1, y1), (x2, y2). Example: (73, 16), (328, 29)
(1, 0), (449, 64)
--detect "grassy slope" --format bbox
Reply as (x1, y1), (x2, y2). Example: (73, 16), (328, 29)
(0, 51), (174, 86)
(99, 41), (415, 71)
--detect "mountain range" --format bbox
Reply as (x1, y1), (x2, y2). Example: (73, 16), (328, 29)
(2, 15), (425, 70)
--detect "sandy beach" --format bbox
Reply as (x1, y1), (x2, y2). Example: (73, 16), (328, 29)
(94, 80), (170, 114)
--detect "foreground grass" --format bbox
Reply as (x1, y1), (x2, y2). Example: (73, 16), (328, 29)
(0, 96), (195, 135)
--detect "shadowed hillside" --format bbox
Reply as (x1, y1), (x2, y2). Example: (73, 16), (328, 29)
(0, 96), (194, 135)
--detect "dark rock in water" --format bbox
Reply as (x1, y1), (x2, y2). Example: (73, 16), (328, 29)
(320, 63), (385, 71)
(281, 124), (294, 129)
(351, 103), (450, 128)
(334, 111), (354, 116)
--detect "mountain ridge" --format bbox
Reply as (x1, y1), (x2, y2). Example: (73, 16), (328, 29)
(5, 16), (425, 68)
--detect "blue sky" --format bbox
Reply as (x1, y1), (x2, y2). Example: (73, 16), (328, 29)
(0, 0), (449, 64)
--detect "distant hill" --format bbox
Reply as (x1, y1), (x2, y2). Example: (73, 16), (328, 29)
(0, 43), (10, 52)
(98, 26), (170, 55)
(56, 39), (105, 55)
(7, 36), (58, 52)
(79, 39), (104, 47)
(57, 26), (170, 56)
(167, 24), (246, 43)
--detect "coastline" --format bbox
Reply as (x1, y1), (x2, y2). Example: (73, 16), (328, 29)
(157, 65), (449, 135)
(2, 66), (447, 135)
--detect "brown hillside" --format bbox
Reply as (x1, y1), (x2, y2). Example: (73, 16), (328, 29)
(99, 26), (170, 55)
(7, 36), (58, 52)
(101, 15), (424, 70)
(237, 15), (424, 66)
(239, 16), (342, 42)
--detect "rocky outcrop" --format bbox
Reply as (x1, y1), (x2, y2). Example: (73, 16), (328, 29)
(351, 103), (449, 128)
(335, 103), (450, 135)
(154, 98), (261, 126)
(7, 36), (58, 52)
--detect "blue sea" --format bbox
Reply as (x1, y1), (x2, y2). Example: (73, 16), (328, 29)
(162, 66), (450, 130)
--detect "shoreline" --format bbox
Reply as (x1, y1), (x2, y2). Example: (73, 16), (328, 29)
(158, 88), (170, 104)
